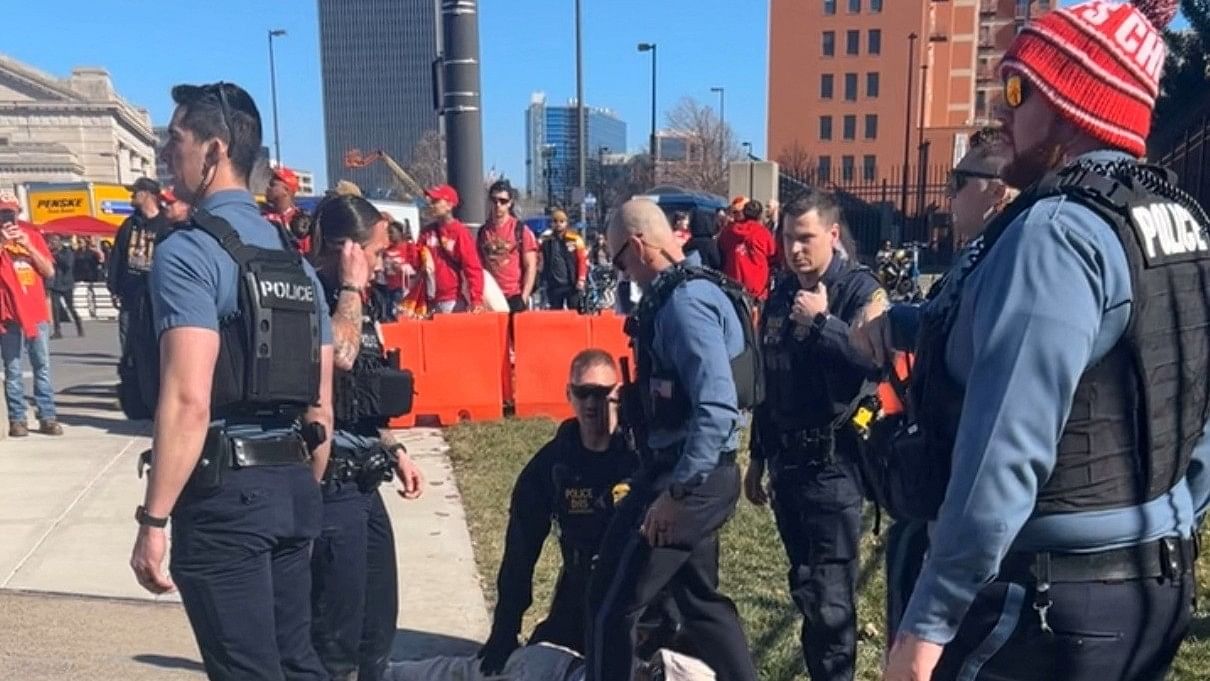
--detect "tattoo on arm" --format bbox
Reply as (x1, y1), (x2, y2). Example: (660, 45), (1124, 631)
(332, 290), (363, 369)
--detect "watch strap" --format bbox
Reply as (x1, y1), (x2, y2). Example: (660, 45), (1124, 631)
(135, 505), (169, 528)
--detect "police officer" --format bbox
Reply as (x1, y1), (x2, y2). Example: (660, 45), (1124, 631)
(478, 349), (638, 674)
(308, 194), (426, 681)
(743, 190), (886, 681)
(854, 3), (1210, 680)
(129, 82), (333, 680)
(586, 199), (759, 681)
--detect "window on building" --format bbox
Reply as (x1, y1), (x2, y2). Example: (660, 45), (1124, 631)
(848, 0), (861, 13)
(976, 90), (987, 117)
(865, 114), (878, 139)
(847, 30), (860, 55)
(863, 155), (877, 181)
(818, 156), (832, 182)
(871, 0), (883, 12)
(822, 31), (835, 56)
(845, 73), (858, 101)
(843, 115), (857, 140)
(842, 155), (856, 182)
(824, 0), (836, 15)
(820, 116), (834, 141)
(869, 29), (882, 55)
(821, 74), (834, 99)
(867, 72), (880, 98)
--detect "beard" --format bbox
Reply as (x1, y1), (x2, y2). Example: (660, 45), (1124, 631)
(1002, 138), (1066, 190)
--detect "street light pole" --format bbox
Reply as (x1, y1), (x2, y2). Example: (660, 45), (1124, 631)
(268, 29), (287, 166)
(899, 32), (918, 241)
(741, 141), (753, 197)
(575, 0), (587, 221)
(710, 86), (726, 178)
(638, 42), (658, 186)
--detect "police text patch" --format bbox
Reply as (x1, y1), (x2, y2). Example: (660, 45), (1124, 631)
(1129, 202), (1210, 267)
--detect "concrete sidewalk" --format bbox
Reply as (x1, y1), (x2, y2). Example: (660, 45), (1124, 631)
(0, 324), (490, 674)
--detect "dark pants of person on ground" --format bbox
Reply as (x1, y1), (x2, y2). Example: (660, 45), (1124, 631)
(769, 455), (864, 681)
(884, 519), (930, 644)
(931, 560), (1193, 681)
(311, 480), (398, 681)
(585, 461), (758, 681)
(546, 286), (580, 311)
(171, 464), (328, 681)
(118, 308), (131, 352)
(50, 290), (83, 337)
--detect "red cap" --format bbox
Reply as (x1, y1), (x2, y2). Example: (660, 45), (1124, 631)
(1000, 0), (1178, 157)
(0, 191), (19, 211)
(271, 166), (301, 194)
(424, 184), (459, 207)
(729, 196), (748, 210)
(160, 186), (179, 204)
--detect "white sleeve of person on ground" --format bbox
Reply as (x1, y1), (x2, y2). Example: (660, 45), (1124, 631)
(385, 643), (715, 681)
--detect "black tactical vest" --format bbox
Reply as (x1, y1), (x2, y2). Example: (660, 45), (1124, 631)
(626, 266), (764, 432)
(916, 161), (1210, 518)
(119, 211), (321, 420)
(329, 290), (414, 433)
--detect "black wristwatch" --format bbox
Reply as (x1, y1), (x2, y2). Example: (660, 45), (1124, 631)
(386, 443), (407, 458)
(135, 505), (169, 528)
(338, 284), (363, 295)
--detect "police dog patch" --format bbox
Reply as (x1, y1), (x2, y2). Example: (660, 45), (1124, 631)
(1129, 202), (1210, 267)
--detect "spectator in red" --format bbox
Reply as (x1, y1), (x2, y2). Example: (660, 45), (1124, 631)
(263, 166), (312, 254)
(0, 192), (61, 437)
(539, 210), (588, 310)
(477, 179), (538, 312)
(719, 199), (778, 302)
(418, 184), (484, 313)
(381, 219), (418, 319)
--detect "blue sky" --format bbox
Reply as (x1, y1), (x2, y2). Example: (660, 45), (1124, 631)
(2, 0), (769, 190)
(1, 1), (1186, 190)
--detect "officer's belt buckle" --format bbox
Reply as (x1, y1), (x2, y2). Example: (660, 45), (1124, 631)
(231, 435), (309, 468)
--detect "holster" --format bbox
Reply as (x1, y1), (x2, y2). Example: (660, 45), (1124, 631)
(191, 424), (234, 493)
(325, 443), (397, 492)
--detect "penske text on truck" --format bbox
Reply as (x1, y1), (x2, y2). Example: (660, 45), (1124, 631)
(23, 182), (135, 229)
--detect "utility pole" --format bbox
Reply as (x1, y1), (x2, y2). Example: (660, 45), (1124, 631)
(575, 0), (587, 223)
(899, 32), (918, 242)
(267, 29), (287, 166)
(439, 0), (486, 227)
(638, 43), (658, 187)
(711, 86), (726, 180)
(916, 59), (930, 215)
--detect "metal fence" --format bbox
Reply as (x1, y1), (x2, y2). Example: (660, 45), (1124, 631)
(779, 164), (957, 271)
(1157, 111), (1210, 209)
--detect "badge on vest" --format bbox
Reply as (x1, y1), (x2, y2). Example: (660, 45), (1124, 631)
(1130, 202), (1210, 267)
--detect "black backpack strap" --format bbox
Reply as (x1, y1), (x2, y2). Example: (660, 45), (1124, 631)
(190, 210), (258, 267)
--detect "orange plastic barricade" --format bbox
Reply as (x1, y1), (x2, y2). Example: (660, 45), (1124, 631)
(381, 319), (424, 428)
(382, 313), (507, 426)
(513, 311), (592, 420)
(588, 312), (633, 369)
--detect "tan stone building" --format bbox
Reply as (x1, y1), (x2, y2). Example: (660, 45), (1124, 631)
(0, 53), (157, 197)
(768, 0), (1051, 186)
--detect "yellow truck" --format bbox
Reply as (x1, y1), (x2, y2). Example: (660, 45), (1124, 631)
(22, 182), (135, 230)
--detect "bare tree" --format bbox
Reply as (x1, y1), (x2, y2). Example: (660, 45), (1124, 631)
(775, 141), (817, 183)
(657, 97), (742, 195)
(404, 129), (447, 190)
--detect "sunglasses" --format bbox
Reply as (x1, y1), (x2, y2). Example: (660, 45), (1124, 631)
(1003, 73), (1029, 109)
(205, 82), (237, 154)
(947, 169), (999, 197)
(570, 383), (616, 401)
(611, 239), (631, 272)
(491, 196), (511, 205)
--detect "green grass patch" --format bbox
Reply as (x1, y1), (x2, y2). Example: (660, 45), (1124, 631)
(447, 418), (1210, 681)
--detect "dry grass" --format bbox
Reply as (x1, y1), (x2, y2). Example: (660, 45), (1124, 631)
(447, 418), (1210, 680)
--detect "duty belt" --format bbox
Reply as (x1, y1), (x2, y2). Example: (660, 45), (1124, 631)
(231, 435), (310, 467)
(647, 447), (737, 472)
(998, 536), (1196, 584)
(772, 427), (836, 468)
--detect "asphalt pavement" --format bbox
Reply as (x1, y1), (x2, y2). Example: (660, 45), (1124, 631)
(0, 320), (489, 679)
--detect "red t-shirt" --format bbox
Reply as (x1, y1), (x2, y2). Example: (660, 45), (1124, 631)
(477, 218), (538, 297)
(383, 242), (418, 291)
(0, 225), (51, 336)
(419, 219), (485, 306)
(719, 220), (777, 301)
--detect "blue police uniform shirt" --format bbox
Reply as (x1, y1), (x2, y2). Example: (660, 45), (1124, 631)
(646, 252), (744, 486)
(150, 189), (333, 436)
(899, 150), (1210, 644)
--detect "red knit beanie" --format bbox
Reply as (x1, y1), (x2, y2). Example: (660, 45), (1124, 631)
(1000, 0), (1179, 157)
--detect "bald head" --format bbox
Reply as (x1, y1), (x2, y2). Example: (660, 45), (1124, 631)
(607, 199), (683, 288)
(608, 199), (675, 245)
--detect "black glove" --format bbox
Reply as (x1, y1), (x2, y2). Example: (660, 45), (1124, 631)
(477, 632), (520, 675)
